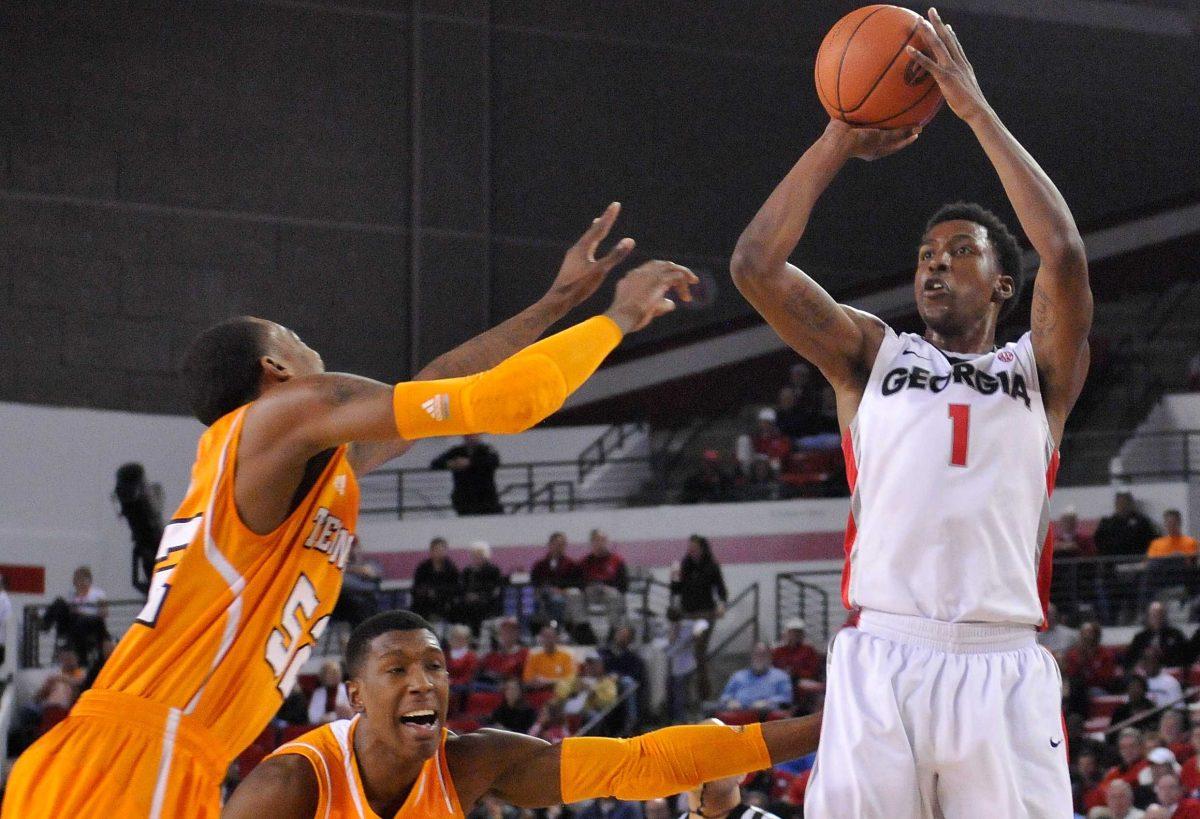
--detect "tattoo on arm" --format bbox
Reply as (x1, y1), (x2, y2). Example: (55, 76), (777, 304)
(417, 304), (557, 381)
(783, 280), (837, 332)
(1030, 283), (1058, 346)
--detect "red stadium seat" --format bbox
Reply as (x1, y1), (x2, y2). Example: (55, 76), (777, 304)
(1188, 664), (1200, 687)
(252, 725), (278, 751)
(296, 673), (319, 700)
(566, 713), (583, 732)
(37, 705), (69, 735)
(465, 691), (503, 717)
(715, 709), (758, 726)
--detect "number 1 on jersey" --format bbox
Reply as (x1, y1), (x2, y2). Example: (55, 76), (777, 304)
(948, 403), (970, 467)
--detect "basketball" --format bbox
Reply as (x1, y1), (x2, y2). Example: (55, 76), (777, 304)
(815, 4), (943, 129)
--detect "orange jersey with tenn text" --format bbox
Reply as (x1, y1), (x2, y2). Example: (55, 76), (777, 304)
(266, 719), (466, 818)
(94, 404), (360, 761)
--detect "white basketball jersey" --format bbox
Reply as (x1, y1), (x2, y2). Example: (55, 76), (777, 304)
(841, 325), (1059, 627)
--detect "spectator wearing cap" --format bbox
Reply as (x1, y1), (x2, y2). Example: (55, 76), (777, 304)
(1136, 748), (1183, 808)
(478, 617), (528, 687)
(750, 408), (791, 467)
(681, 450), (736, 504)
(771, 618), (823, 711)
(459, 541), (505, 636)
(580, 529), (628, 627)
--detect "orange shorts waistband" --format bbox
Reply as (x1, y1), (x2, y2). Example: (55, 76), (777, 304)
(71, 689), (231, 777)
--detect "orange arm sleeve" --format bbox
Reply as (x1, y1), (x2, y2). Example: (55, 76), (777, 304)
(559, 723), (771, 803)
(392, 316), (622, 439)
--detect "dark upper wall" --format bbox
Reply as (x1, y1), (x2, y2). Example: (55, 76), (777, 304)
(3, 1), (1197, 414)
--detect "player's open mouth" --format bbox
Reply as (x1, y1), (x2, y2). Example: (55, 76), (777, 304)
(398, 709), (439, 736)
(923, 280), (948, 293)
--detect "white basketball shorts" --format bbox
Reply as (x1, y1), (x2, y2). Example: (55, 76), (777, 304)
(805, 610), (1072, 819)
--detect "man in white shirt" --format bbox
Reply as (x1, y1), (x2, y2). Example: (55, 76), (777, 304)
(1142, 647), (1184, 710)
(40, 565), (109, 663)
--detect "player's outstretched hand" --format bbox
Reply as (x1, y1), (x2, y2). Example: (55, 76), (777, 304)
(824, 119), (920, 162)
(549, 202), (636, 308)
(906, 8), (989, 124)
(605, 260), (698, 334)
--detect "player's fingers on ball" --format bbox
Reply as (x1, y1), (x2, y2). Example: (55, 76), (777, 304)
(905, 45), (938, 73)
(915, 20), (950, 60)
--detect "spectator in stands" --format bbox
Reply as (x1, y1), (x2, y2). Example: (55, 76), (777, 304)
(446, 624), (480, 700)
(1067, 620), (1119, 694)
(660, 607), (699, 723)
(523, 625), (576, 689)
(81, 636), (116, 691)
(430, 434), (503, 516)
(601, 624), (646, 731)
(1112, 676), (1158, 731)
(0, 574), (9, 667)
(1141, 511), (1199, 611)
(41, 565), (110, 664)
(750, 408), (791, 467)
(490, 677), (537, 734)
(718, 643), (793, 713)
(332, 538), (381, 629)
(680, 450), (736, 504)
(479, 617), (528, 686)
(774, 386), (808, 440)
(1104, 778), (1144, 819)
(1128, 602), (1189, 669)
(558, 654), (619, 732)
(580, 529), (628, 626)
(1058, 508), (1097, 557)
(1039, 602), (1079, 656)
(531, 532), (584, 626)
(1161, 709), (1193, 762)
(738, 456), (780, 502)
(1149, 771), (1200, 817)
(576, 798), (642, 819)
(1097, 492), (1161, 557)
(459, 541), (505, 636)
(1141, 647), (1184, 710)
(1137, 748), (1183, 809)
(671, 535), (728, 703)
(307, 659), (352, 725)
(1105, 728), (1150, 788)
(411, 537), (459, 622)
(1181, 727), (1200, 796)
(771, 618), (822, 708)
(1074, 749), (1107, 814)
(642, 797), (671, 819)
(528, 700), (570, 744)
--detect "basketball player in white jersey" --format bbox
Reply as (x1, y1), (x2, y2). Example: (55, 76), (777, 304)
(732, 10), (1090, 818)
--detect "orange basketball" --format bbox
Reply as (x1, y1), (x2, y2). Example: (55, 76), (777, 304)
(815, 4), (943, 129)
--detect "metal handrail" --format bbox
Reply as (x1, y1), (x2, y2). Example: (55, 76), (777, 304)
(705, 582), (760, 661)
(776, 573), (832, 646)
(575, 679), (640, 738)
(578, 422), (643, 483)
(1103, 684), (1200, 738)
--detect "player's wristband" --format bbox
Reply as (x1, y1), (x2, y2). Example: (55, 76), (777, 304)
(392, 315), (622, 440)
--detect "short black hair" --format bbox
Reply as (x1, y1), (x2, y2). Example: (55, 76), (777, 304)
(924, 202), (1025, 320)
(345, 610), (437, 677)
(180, 316), (270, 426)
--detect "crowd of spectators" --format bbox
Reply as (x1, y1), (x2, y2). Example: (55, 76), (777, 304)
(680, 362), (846, 505)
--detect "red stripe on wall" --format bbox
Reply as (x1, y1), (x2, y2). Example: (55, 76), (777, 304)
(0, 565), (45, 594)
(371, 531), (847, 580)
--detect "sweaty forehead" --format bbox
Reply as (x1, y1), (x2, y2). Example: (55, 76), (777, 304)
(921, 219), (989, 246)
(369, 628), (441, 660)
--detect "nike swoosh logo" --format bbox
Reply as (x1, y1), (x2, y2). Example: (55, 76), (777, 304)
(1050, 739), (1062, 748)
(901, 350), (932, 362)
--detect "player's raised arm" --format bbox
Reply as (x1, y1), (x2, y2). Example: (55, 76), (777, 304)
(471, 714), (821, 808)
(907, 8), (1092, 435)
(350, 202), (637, 474)
(730, 121), (917, 390)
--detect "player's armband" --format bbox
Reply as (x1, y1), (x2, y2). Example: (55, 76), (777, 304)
(392, 316), (622, 440)
(559, 722), (770, 803)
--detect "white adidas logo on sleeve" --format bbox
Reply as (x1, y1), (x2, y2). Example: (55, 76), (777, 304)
(421, 394), (450, 421)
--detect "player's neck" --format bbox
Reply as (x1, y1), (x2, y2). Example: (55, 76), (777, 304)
(922, 320), (996, 356)
(354, 722), (430, 816)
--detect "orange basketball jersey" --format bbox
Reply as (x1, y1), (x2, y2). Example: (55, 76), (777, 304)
(95, 403), (360, 760)
(267, 718), (466, 818)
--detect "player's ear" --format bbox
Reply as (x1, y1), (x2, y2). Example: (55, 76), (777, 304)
(259, 355), (292, 383)
(346, 679), (365, 713)
(994, 274), (1015, 303)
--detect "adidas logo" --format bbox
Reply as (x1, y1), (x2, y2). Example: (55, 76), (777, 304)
(422, 394), (450, 421)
